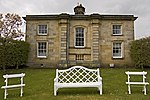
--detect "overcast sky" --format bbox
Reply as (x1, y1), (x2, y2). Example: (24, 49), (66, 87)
(0, 0), (150, 39)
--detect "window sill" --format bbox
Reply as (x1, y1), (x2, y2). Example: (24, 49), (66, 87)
(112, 34), (123, 36)
(37, 56), (47, 59)
(112, 57), (124, 60)
(37, 34), (48, 36)
(74, 46), (85, 49)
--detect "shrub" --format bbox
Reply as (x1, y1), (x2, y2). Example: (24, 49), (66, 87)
(130, 36), (150, 68)
(0, 40), (29, 69)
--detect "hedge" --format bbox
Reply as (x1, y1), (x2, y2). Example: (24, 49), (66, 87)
(0, 40), (29, 69)
(130, 36), (150, 68)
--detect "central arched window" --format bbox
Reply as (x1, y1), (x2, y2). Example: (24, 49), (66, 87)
(75, 27), (84, 47)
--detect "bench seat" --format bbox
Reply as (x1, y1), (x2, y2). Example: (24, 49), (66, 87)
(56, 82), (101, 88)
(126, 82), (149, 85)
(1, 84), (25, 89)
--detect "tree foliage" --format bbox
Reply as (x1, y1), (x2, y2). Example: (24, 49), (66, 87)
(0, 13), (24, 39)
(0, 40), (29, 69)
(130, 36), (150, 68)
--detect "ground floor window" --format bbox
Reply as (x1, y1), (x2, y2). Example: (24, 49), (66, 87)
(37, 42), (47, 58)
(112, 42), (123, 58)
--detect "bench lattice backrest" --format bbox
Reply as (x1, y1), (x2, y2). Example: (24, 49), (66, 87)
(57, 66), (100, 83)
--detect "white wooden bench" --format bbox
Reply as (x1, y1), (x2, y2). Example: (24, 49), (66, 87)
(125, 71), (149, 95)
(1, 73), (25, 99)
(54, 66), (102, 96)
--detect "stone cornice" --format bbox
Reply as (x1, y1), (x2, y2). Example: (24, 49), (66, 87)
(23, 13), (137, 21)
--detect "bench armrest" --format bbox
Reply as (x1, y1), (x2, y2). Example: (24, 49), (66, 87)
(98, 76), (102, 81)
(54, 77), (58, 82)
(54, 69), (58, 83)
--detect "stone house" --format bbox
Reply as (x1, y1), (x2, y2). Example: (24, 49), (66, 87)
(23, 4), (137, 68)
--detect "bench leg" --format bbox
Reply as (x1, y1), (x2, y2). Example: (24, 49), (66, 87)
(4, 88), (7, 99)
(143, 85), (147, 95)
(98, 85), (102, 95)
(54, 85), (58, 96)
(20, 86), (23, 97)
(128, 84), (131, 94)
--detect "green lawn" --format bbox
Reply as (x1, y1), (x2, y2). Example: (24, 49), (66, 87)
(0, 68), (150, 100)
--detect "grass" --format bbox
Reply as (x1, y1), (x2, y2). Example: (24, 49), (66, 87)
(0, 68), (150, 100)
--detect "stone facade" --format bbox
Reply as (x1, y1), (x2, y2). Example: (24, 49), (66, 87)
(23, 4), (137, 68)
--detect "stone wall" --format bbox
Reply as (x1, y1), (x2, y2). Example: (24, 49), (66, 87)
(100, 20), (134, 67)
(26, 17), (135, 68)
(26, 20), (60, 67)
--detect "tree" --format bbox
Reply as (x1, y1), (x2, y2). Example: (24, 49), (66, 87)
(0, 13), (24, 71)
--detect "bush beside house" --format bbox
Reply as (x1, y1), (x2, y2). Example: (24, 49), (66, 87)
(130, 36), (150, 68)
(0, 40), (29, 70)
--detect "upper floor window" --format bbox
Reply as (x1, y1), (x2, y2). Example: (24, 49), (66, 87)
(112, 25), (122, 35)
(75, 27), (84, 48)
(38, 25), (48, 35)
(37, 42), (47, 58)
(112, 42), (123, 58)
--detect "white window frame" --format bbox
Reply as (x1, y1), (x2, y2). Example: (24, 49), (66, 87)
(112, 25), (122, 35)
(37, 42), (48, 58)
(38, 24), (48, 35)
(74, 27), (85, 48)
(112, 42), (124, 58)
